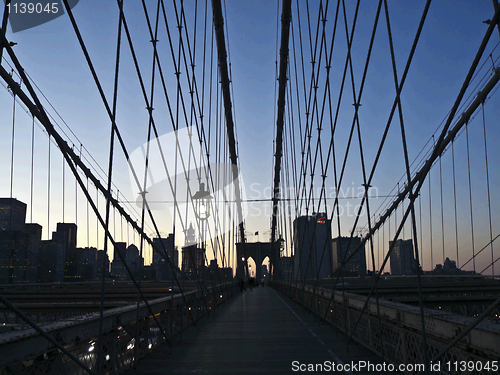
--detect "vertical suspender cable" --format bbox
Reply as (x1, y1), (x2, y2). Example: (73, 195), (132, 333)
(96, 190), (99, 249)
(439, 155), (445, 264)
(75, 166), (77, 226)
(419, 193), (423, 267)
(30, 115), (35, 223)
(428, 166), (433, 270)
(47, 136), (51, 238)
(86, 177), (90, 248)
(96, 2), (124, 368)
(10, 84), (16, 199)
(481, 103), (494, 275)
(134, 0), (162, 363)
(452, 142), (459, 268)
(62, 154), (65, 222)
(465, 122), (476, 272)
(119, 191), (123, 241)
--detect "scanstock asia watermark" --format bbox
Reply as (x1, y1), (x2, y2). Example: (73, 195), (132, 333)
(128, 127), (247, 243)
(4, 0), (79, 33)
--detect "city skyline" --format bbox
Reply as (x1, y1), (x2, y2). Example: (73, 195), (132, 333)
(0, 195), (486, 285)
(1, 3), (498, 373)
(0, 1), (498, 275)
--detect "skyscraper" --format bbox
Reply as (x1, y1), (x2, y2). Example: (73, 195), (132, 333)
(181, 223), (204, 276)
(25, 223), (42, 283)
(96, 250), (110, 280)
(125, 244), (143, 272)
(38, 237), (65, 283)
(389, 239), (416, 276)
(182, 245), (204, 275)
(0, 230), (30, 284)
(111, 242), (127, 280)
(0, 199), (33, 284)
(0, 198), (26, 232)
(55, 223), (79, 282)
(332, 236), (367, 277)
(153, 234), (178, 280)
(56, 223), (77, 251)
(81, 247), (98, 281)
(293, 213), (333, 279)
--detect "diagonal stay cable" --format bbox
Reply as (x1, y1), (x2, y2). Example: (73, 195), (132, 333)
(97, 0), (127, 371)
(320, 0), (432, 331)
(382, 0), (429, 367)
(338, 33), (500, 352)
(0, 57), (172, 366)
(60, 0), (199, 325)
(0, 293), (95, 375)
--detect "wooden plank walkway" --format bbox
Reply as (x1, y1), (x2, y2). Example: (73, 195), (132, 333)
(125, 286), (394, 374)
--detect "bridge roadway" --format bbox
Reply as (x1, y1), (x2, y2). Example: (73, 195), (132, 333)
(124, 286), (395, 375)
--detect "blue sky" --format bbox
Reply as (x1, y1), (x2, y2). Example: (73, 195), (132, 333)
(0, 0), (499, 274)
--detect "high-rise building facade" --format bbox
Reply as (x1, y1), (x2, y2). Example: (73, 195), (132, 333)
(332, 236), (367, 277)
(0, 198), (26, 232)
(389, 239), (416, 275)
(293, 213), (333, 279)
(111, 242), (128, 280)
(38, 238), (65, 283)
(0, 199), (41, 284)
(0, 231), (30, 284)
(55, 223), (80, 282)
(96, 250), (110, 280)
(56, 223), (77, 251)
(153, 234), (178, 280)
(181, 222), (205, 278)
(25, 223), (42, 283)
(182, 245), (204, 275)
(81, 247), (98, 281)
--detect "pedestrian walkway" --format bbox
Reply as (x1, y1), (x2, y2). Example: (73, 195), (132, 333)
(125, 286), (393, 374)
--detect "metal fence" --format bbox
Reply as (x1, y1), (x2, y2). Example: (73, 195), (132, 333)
(272, 282), (500, 375)
(0, 282), (238, 375)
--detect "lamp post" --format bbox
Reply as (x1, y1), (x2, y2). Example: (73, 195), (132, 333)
(192, 182), (212, 289)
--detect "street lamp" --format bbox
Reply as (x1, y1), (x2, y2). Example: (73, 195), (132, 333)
(193, 182), (212, 289)
(193, 182), (212, 220)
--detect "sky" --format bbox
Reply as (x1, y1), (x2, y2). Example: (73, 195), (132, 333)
(0, 0), (499, 274)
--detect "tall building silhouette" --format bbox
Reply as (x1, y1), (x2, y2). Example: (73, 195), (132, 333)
(0, 198), (26, 232)
(182, 223), (204, 276)
(0, 198), (34, 284)
(80, 247), (98, 281)
(56, 223), (77, 252)
(38, 236), (65, 283)
(55, 223), (79, 282)
(293, 213), (333, 279)
(389, 239), (416, 275)
(153, 234), (178, 280)
(111, 242), (127, 280)
(96, 250), (110, 280)
(332, 236), (367, 277)
(25, 223), (42, 283)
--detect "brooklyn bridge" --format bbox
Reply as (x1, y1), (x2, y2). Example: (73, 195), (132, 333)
(0, 1), (499, 374)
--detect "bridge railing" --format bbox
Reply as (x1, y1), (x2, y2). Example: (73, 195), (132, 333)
(272, 281), (500, 375)
(0, 282), (238, 375)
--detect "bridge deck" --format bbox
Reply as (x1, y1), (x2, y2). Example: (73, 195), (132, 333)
(125, 286), (392, 374)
